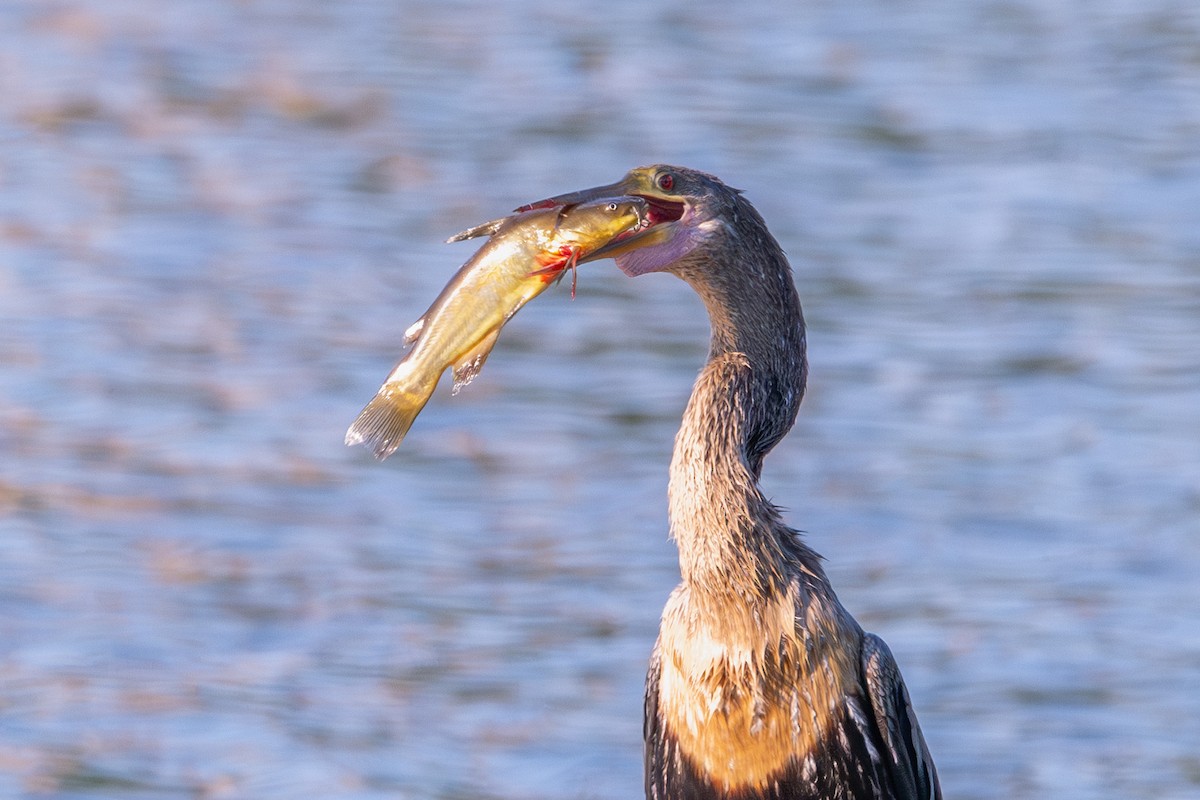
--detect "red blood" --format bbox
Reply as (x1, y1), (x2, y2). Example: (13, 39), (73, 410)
(530, 245), (580, 294)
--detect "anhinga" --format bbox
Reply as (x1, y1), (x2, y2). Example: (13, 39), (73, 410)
(522, 165), (941, 800)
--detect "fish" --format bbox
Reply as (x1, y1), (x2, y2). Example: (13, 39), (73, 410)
(345, 196), (650, 460)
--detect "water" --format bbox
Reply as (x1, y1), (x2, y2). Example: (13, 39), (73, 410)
(2, 1), (1198, 798)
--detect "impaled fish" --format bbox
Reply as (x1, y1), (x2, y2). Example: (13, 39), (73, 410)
(346, 196), (649, 459)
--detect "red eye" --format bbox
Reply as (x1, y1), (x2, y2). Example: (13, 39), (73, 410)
(656, 173), (674, 191)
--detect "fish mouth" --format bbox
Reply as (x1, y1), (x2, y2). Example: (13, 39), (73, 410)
(575, 196), (684, 249)
(613, 195), (686, 246)
(583, 199), (684, 261)
(514, 179), (688, 261)
(550, 194), (684, 233)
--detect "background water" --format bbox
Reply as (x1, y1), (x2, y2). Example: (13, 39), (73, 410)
(2, 1), (1198, 798)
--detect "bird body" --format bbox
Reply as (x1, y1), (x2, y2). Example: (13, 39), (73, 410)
(531, 166), (940, 800)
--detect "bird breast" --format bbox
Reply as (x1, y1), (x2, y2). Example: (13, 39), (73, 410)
(654, 582), (860, 794)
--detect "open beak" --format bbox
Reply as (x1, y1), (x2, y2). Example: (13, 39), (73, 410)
(516, 180), (686, 227)
(515, 176), (687, 262)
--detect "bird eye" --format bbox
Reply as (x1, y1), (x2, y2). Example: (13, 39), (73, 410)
(656, 173), (674, 191)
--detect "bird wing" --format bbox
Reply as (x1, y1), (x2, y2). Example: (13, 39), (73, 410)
(860, 633), (942, 800)
(643, 644), (667, 799)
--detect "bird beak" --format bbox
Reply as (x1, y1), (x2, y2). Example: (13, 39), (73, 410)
(513, 180), (633, 213)
(514, 175), (688, 262)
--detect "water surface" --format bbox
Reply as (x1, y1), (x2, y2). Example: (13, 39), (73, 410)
(1, 2), (1198, 798)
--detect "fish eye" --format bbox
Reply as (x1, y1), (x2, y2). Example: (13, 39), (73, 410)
(606, 202), (619, 211)
(656, 172), (674, 191)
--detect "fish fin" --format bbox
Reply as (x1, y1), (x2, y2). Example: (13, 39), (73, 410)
(528, 247), (580, 294)
(446, 217), (508, 243)
(403, 316), (425, 346)
(529, 263), (564, 278)
(451, 328), (501, 395)
(529, 246), (573, 280)
(345, 378), (437, 460)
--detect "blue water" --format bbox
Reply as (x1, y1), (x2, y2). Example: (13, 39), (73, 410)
(2, 1), (1198, 798)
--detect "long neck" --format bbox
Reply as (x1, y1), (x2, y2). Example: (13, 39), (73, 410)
(666, 210), (810, 595)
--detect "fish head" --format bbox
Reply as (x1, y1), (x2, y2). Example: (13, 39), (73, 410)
(515, 165), (738, 276)
(552, 196), (651, 255)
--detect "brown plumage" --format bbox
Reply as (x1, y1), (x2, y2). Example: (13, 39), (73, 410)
(530, 166), (940, 800)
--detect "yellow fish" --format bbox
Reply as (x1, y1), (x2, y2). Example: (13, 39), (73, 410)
(346, 196), (649, 459)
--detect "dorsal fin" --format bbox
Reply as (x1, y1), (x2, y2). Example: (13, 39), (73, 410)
(446, 217), (508, 243)
(450, 328), (501, 394)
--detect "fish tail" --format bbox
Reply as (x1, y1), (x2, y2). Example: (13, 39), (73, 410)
(345, 379), (436, 460)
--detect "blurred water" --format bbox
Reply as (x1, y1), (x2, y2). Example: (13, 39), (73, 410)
(2, 1), (1199, 798)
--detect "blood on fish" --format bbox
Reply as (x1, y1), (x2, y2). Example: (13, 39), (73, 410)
(530, 245), (582, 298)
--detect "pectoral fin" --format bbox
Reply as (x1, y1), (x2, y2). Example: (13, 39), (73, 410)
(403, 316), (426, 346)
(451, 328), (501, 394)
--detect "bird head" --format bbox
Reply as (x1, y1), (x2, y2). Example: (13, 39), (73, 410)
(514, 165), (738, 276)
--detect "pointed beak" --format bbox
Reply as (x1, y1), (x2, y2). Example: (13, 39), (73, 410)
(512, 171), (690, 269)
(513, 180), (632, 213)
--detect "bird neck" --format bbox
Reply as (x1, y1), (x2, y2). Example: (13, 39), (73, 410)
(666, 223), (808, 596)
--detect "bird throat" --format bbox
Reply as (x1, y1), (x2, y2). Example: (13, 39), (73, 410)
(667, 352), (785, 592)
(653, 198), (834, 795)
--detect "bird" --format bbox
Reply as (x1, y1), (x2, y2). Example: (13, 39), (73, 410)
(520, 165), (941, 800)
